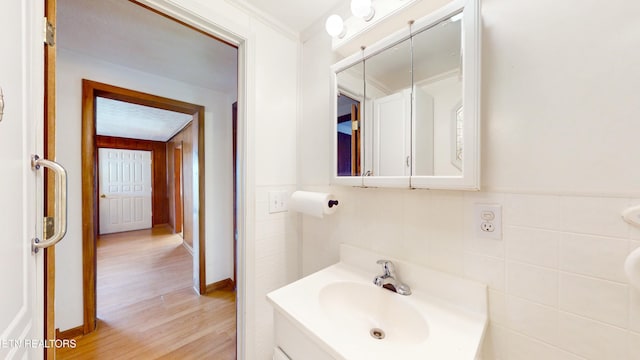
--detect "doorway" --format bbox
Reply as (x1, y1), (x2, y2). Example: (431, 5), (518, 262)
(337, 93), (362, 176)
(80, 80), (208, 333)
(52, 0), (243, 356)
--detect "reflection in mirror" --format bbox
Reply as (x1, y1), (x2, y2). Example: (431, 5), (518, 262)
(412, 12), (463, 176)
(451, 103), (463, 170)
(364, 38), (412, 177)
(336, 61), (365, 176)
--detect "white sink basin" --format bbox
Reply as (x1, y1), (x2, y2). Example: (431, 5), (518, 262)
(267, 244), (487, 360)
(319, 281), (429, 345)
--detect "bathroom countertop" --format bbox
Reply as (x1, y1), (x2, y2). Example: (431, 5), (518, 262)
(267, 244), (488, 360)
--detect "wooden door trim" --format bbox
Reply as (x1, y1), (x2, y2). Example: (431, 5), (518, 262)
(232, 102), (237, 286)
(81, 80), (207, 333)
(174, 146), (183, 234)
(44, 0), (56, 358)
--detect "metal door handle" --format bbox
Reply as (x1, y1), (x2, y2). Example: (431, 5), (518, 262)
(100, 194), (106, 198)
(31, 155), (67, 252)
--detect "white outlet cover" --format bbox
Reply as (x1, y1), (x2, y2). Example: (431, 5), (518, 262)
(268, 191), (288, 213)
(474, 204), (502, 240)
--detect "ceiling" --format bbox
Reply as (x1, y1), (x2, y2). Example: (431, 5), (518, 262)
(96, 97), (193, 142)
(237, 0), (345, 34)
(57, 0), (339, 143)
(58, 0), (238, 94)
(57, 0), (239, 143)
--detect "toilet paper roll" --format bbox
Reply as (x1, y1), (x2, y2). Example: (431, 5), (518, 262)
(289, 191), (338, 218)
(625, 247), (640, 289)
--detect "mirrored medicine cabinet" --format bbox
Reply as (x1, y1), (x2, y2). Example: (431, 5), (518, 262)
(331, 0), (480, 190)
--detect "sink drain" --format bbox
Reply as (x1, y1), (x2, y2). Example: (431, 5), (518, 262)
(370, 328), (385, 340)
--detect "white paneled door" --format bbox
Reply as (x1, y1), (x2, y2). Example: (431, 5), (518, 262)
(99, 148), (153, 234)
(0, 0), (45, 358)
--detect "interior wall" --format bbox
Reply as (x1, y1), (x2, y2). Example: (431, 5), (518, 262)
(299, 0), (640, 359)
(56, 48), (234, 332)
(418, 74), (461, 175)
(95, 135), (169, 226)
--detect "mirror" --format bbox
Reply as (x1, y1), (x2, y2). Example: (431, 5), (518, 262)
(332, 0), (480, 190)
(412, 14), (462, 177)
(364, 38), (412, 178)
(335, 61), (365, 178)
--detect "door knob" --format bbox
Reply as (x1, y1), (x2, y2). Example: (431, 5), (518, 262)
(100, 194), (106, 198)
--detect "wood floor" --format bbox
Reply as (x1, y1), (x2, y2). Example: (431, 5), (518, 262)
(57, 226), (236, 359)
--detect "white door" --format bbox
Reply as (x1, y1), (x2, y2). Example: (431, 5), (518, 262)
(0, 0), (46, 359)
(373, 89), (412, 176)
(99, 148), (153, 234)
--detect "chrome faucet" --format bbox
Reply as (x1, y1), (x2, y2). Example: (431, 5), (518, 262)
(373, 260), (411, 295)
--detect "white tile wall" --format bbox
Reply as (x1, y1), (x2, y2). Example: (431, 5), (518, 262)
(629, 331), (640, 358)
(482, 324), (509, 360)
(300, 191), (640, 360)
(505, 227), (560, 268)
(505, 296), (558, 345)
(506, 330), (584, 360)
(254, 185), (299, 359)
(559, 273), (628, 328)
(631, 289), (640, 333)
(506, 261), (558, 307)
(559, 234), (629, 282)
(557, 312), (629, 360)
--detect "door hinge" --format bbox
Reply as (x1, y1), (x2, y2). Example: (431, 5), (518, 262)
(352, 120), (359, 131)
(43, 17), (55, 46)
(44, 217), (55, 240)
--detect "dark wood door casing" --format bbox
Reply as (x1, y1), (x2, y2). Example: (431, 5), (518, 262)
(81, 80), (207, 333)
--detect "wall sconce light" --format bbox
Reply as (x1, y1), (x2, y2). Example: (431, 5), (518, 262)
(326, 0), (377, 38)
(350, 0), (375, 21)
(325, 14), (347, 38)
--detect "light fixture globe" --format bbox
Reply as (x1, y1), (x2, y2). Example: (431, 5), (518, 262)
(325, 14), (346, 38)
(350, 0), (375, 21)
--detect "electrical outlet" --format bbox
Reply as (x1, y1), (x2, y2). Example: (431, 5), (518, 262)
(480, 222), (495, 232)
(474, 204), (502, 240)
(268, 191), (288, 214)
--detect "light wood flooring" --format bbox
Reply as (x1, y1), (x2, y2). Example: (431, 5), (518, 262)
(57, 225), (236, 359)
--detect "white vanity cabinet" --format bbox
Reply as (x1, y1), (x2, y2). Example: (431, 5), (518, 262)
(273, 312), (335, 360)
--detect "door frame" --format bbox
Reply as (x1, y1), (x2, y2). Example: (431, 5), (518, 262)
(174, 145), (183, 235)
(44, 0), (57, 358)
(80, 79), (206, 333)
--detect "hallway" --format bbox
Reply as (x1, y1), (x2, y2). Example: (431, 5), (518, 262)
(57, 226), (236, 359)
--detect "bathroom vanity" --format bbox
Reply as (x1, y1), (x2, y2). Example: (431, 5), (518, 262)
(267, 245), (488, 360)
